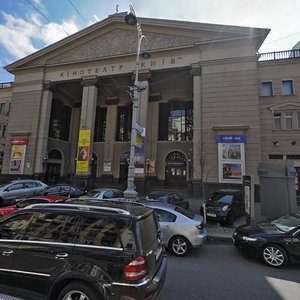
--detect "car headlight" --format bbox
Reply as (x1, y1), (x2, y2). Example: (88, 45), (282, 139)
(222, 205), (229, 211)
(242, 236), (257, 242)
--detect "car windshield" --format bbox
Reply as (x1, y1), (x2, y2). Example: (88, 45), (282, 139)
(145, 194), (167, 201)
(175, 207), (195, 219)
(85, 190), (101, 197)
(270, 214), (300, 232)
(210, 193), (233, 204)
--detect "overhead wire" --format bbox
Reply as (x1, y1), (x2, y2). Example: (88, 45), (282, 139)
(24, 0), (70, 36)
(66, 0), (88, 24)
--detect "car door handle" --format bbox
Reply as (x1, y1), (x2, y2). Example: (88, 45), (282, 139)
(55, 253), (69, 259)
(2, 250), (13, 256)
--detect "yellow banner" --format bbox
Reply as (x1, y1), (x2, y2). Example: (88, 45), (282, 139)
(76, 129), (91, 173)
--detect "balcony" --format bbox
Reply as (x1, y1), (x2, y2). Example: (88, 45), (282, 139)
(258, 49), (300, 61)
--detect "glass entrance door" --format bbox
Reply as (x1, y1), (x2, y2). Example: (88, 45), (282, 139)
(165, 151), (187, 187)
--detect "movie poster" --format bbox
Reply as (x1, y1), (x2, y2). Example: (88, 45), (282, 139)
(9, 144), (26, 174)
(76, 130), (91, 173)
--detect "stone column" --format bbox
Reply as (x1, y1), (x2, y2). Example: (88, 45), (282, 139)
(191, 64), (202, 194)
(75, 76), (98, 177)
(34, 82), (55, 175)
(103, 100), (118, 179)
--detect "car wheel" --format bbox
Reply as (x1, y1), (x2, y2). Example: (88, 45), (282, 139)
(169, 236), (190, 257)
(262, 244), (288, 268)
(58, 281), (102, 300)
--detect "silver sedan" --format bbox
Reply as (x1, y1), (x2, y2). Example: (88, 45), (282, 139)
(145, 202), (207, 257)
(81, 188), (124, 201)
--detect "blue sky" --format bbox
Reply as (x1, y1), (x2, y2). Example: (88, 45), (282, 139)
(1, 0), (300, 82)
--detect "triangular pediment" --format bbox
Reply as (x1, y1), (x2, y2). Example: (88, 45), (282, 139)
(45, 28), (202, 65)
(269, 101), (300, 111)
(6, 15), (270, 71)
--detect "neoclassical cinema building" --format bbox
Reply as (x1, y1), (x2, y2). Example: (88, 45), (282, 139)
(1, 12), (300, 195)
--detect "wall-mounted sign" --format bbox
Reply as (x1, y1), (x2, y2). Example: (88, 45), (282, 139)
(11, 138), (28, 145)
(104, 161), (112, 172)
(216, 135), (246, 143)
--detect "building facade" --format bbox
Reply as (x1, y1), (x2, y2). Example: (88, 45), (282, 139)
(1, 14), (300, 195)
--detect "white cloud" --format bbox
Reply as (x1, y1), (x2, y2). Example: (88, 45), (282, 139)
(0, 12), (80, 60)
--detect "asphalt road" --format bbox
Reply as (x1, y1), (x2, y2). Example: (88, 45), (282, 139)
(159, 242), (300, 300)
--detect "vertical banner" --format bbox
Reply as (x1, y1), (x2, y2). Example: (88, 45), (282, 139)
(134, 126), (145, 174)
(76, 129), (91, 173)
(9, 144), (26, 174)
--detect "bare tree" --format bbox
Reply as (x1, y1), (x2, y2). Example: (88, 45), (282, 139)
(193, 139), (213, 200)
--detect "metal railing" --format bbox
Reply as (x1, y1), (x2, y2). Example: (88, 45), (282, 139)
(257, 49), (300, 61)
(0, 82), (13, 88)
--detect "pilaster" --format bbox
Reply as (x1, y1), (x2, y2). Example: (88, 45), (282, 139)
(34, 82), (55, 174)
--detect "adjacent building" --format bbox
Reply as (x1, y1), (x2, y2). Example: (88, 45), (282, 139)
(0, 13), (300, 195)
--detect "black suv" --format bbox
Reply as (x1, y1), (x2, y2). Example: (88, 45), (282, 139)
(0, 199), (167, 300)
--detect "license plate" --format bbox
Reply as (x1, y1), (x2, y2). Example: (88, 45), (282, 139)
(207, 212), (216, 217)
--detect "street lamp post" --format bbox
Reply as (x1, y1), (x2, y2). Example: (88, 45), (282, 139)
(124, 4), (150, 201)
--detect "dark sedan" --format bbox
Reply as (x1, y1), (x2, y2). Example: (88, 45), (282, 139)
(143, 192), (189, 210)
(233, 212), (300, 268)
(200, 189), (244, 224)
(17, 184), (86, 201)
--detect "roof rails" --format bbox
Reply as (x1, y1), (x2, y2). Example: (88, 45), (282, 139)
(70, 198), (146, 207)
(25, 203), (131, 215)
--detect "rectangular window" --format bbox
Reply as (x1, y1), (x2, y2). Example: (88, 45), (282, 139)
(274, 113), (281, 129)
(116, 106), (132, 142)
(158, 101), (193, 141)
(285, 112), (293, 129)
(261, 82), (273, 96)
(282, 80), (293, 96)
(77, 216), (136, 249)
(2, 125), (6, 137)
(94, 107), (107, 142)
(286, 155), (300, 160)
(269, 154), (283, 160)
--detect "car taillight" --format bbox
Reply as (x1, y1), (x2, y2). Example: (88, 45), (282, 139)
(123, 256), (148, 281)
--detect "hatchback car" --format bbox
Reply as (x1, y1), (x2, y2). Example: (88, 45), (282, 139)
(0, 195), (67, 217)
(233, 212), (300, 268)
(200, 189), (244, 224)
(82, 188), (124, 201)
(146, 202), (206, 256)
(0, 199), (167, 299)
(144, 192), (189, 210)
(0, 179), (47, 206)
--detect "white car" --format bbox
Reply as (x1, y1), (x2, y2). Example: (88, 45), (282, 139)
(145, 202), (207, 257)
(81, 188), (124, 201)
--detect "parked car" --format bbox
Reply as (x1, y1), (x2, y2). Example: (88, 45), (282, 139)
(18, 184), (87, 200)
(200, 189), (243, 224)
(232, 212), (300, 268)
(145, 202), (206, 256)
(0, 195), (67, 217)
(0, 179), (47, 206)
(82, 188), (124, 201)
(143, 192), (189, 210)
(0, 199), (167, 299)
